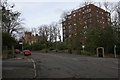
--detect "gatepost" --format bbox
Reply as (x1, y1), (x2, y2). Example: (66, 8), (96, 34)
(97, 47), (104, 57)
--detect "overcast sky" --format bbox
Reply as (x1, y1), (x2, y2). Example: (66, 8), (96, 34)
(8, 0), (119, 31)
(7, 1), (80, 30)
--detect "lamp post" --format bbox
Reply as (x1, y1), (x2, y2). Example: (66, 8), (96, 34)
(82, 45), (85, 54)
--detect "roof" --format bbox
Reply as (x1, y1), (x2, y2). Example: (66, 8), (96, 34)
(71, 4), (110, 14)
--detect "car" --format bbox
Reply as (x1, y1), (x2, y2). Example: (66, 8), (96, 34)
(23, 50), (31, 56)
(15, 49), (21, 54)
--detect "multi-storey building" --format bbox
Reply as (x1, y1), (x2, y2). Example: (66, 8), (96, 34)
(62, 4), (111, 43)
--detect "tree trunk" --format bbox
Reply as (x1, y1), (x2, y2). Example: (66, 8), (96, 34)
(12, 45), (15, 58)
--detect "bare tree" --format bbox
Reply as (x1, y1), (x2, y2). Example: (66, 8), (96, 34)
(38, 22), (61, 42)
(57, 27), (61, 42)
(38, 25), (49, 41)
(31, 28), (38, 36)
(111, 2), (120, 27)
(1, 0), (24, 36)
(117, 2), (120, 23)
(49, 25), (54, 42)
(48, 22), (61, 42)
(60, 10), (71, 23)
(103, 2), (116, 13)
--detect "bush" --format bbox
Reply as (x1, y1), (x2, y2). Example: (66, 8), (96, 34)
(8, 50), (13, 58)
(2, 32), (17, 49)
(82, 51), (96, 56)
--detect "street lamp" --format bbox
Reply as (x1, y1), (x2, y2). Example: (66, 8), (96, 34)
(82, 45), (85, 53)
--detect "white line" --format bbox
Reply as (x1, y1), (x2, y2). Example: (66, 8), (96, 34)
(30, 58), (37, 78)
(112, 67), (120, 70)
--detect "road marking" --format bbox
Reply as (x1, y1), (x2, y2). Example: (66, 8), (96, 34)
(13, 58), (23, 59)
(30, 58), (37, 79)
(72, 58), (78, 61)
(112, 67), (120, 69)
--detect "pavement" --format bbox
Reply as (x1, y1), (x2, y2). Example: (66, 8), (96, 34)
(2, 54), (35, 79)
(0, 59), (2, 80)
(2, 52), (119, 79)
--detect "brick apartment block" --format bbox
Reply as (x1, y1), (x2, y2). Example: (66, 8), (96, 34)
(62, 4), (111, 43)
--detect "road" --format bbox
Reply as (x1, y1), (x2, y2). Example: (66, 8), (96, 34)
(2, 52), (119, 79)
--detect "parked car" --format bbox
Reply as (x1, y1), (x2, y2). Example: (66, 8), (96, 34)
(15, 49), (21, 54)
(23, 50), (31, 56)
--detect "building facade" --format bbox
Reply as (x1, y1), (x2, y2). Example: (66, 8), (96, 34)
(62, 4), (111, 43)
(21, 32), (44, 45)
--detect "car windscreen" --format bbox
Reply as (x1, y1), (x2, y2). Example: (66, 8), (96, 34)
(24, 50), (30, 52)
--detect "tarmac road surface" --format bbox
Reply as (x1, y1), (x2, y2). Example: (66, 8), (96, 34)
(2, 52), (119, 79)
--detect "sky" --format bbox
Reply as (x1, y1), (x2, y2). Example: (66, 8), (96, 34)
(7, 0), (119, 31)
(7, 1), (81, 30)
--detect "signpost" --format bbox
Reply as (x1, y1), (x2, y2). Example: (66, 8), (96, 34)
(114, 45), (117, 58)
(19, 42), (23, 51)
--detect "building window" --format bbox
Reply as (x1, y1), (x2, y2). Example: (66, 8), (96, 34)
(87, 14), (90, 18)
(87, 9), (89, 12)
(90, 13), (92, 17)
(84, 26), (87, 29)
(68, 16), (71, 19)
(96, 10), (98, 13)
(68, 25), (70, 29)
(79, 9), (81, 12)
(84, 31), (86, 34)
(63, 27), (65, 29)
(74, 23), (76, 26)
(102, 17), (104, 19)
(106, 13), (110, 16)
(97, 20), (99, 22)
(83, 16), (86, 18)
(73, 14), (76, 16)
(83, 11), (85, 14)
(108, 18), (111, 21)
(69, 29), (71, 32)
(89, 9), (91, 12)
(64, 34), (66, 37)
(69, 35), (72, 38)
